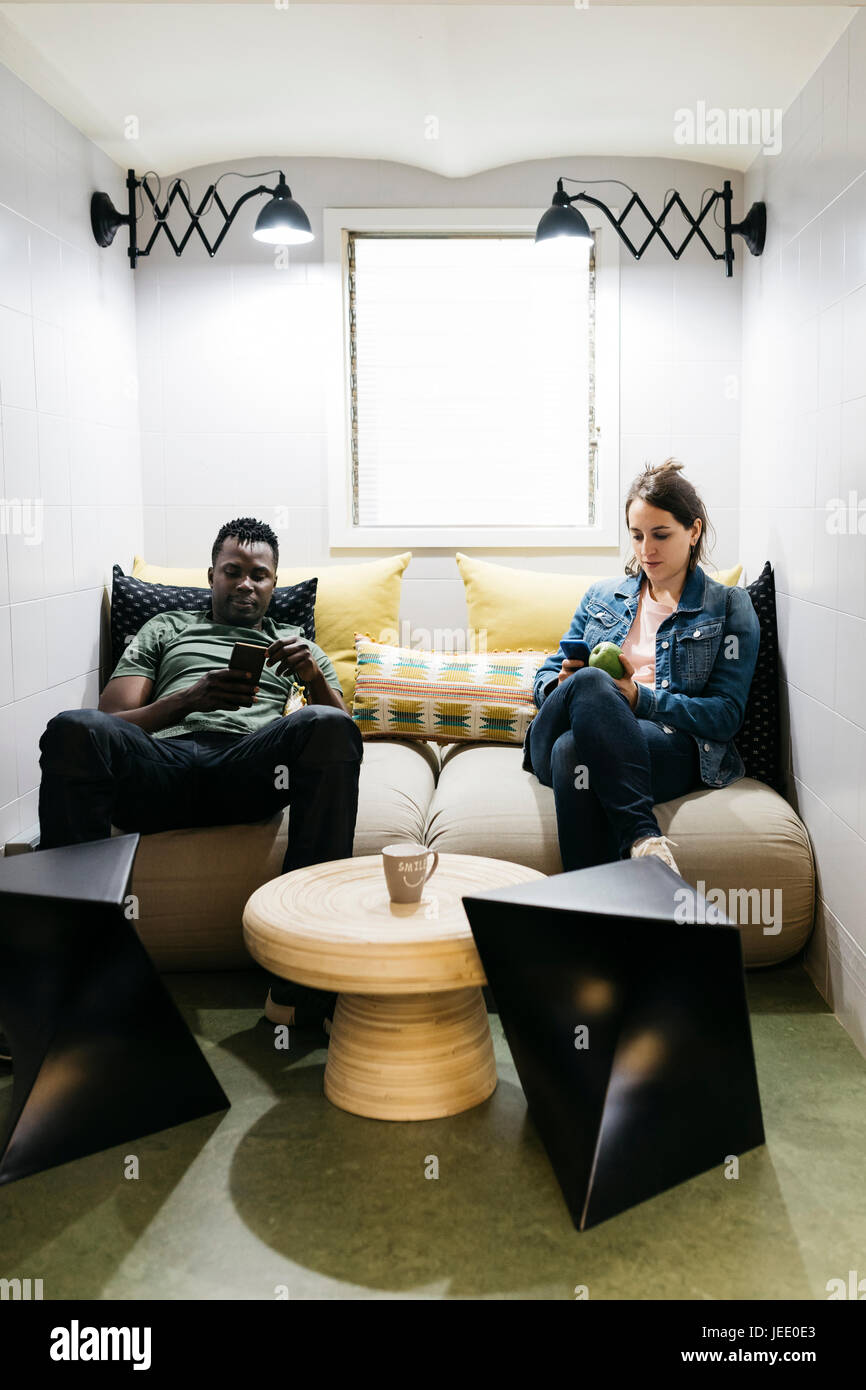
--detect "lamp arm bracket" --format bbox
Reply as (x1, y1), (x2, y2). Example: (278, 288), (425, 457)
(91, 169), (287, 268)
(139, 179), (276, 261)
(567, 187), (726, 266)
(553, 177), (763, 278)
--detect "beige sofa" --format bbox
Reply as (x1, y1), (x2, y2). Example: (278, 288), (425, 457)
(131, 736), (815, 973)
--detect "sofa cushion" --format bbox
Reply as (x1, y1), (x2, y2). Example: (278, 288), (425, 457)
(131, 552), (411, 704)
(455, 552), (743, 653)
(734, 561), (784, 795)
(123, 817), (287, 971)
(126, 735), (813, 973)
(350, 737), (439, 854)
(426, 743), (813, 967)
(654, 778), (813, 967)
(456, 552), (602, 652)
(428, 742), (562, 873)
(129, 738), (438, 970)
(352, 634), (546, 745)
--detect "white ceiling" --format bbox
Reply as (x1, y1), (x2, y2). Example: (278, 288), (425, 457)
(0, 4), (855, 177)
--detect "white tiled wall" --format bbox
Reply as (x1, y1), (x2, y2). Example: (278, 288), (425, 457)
(0, 63), (142, 840)
(741, 10), (866, 1055)
(134, 154), (744, 639)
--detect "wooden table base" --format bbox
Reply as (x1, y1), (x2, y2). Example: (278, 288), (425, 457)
(323, 987), (497, 1121)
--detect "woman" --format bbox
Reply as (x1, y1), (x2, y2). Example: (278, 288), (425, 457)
(525, 460), (760, 875)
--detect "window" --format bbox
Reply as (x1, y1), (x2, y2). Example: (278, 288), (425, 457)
(325, 208), (620, 547)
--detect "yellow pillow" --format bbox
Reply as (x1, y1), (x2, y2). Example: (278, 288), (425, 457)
(131, 552), (412, 702)
(456, 553), (743, 653)
(456, 553), (603, 653)
(710, 564), (743, 587)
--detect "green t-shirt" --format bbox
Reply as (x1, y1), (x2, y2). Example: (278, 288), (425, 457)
(110, 609), (343, 740)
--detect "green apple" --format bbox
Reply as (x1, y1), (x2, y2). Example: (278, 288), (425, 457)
(588, 641), (625, 679)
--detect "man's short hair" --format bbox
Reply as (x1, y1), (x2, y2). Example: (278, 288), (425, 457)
(212, 517), (279, 570)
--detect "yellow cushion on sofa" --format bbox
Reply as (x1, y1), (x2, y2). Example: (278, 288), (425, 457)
(131, 552), (412, 702)
(456, 552), (743, 653)
(710, 564), (743, 587)
(456, 553), (603, 653)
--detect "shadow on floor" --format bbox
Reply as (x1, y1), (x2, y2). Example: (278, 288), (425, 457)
(217, 1009), (815, 1299)
(1, 961), (854, 1300)
(0, 1085), (225, 1297)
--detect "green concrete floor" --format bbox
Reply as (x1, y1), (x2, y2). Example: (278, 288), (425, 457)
(1, 960), (864, 1301)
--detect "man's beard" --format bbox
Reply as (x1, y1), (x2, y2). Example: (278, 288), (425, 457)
(209, 601), (262, 628)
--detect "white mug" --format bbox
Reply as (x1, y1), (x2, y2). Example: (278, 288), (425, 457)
(382, 842), (439, 903)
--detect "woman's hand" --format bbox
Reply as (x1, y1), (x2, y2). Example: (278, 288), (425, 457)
(612, 651), (640, 709)
(557, 658), (586, 685)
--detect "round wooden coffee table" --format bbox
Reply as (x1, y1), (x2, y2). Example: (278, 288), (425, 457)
(242, 853), (543, 1121)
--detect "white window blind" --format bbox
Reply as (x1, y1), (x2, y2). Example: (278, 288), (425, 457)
(349, 234), (594, 529)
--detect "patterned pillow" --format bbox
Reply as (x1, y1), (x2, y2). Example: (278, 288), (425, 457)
(734, 562), (784, 794)
(351, 634), (547, 745)
(109, 566), (318, 669)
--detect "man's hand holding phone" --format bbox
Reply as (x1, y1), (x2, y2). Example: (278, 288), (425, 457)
(182, 668), (260, 713)
(182, 641), (267, 713)
(265, 636), (319, 685)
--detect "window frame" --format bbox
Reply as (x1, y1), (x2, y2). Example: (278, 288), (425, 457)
(324, 206), (620, 548)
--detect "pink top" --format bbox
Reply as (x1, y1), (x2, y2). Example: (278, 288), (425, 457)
(621, 583), (676, 686)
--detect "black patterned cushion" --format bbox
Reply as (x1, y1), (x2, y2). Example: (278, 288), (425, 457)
(109, 566), (318, 669)
(734, 561), (783, 794)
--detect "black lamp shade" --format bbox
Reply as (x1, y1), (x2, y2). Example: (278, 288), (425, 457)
(536, 200), (593, 244)
(253, 183), (314, 245)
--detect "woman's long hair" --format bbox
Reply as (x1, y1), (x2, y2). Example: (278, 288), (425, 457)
(623, 459), (716, 579)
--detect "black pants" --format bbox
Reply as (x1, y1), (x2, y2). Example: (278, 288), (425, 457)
(38, 705), (363, 873)
(37, 707), (363, 1017)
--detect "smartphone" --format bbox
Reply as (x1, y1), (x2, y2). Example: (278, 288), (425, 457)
(560, 639), (591, 664)
(228, 641), (268, 683)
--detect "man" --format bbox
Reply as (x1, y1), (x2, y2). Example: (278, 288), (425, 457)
(37, 517), (363, 1033)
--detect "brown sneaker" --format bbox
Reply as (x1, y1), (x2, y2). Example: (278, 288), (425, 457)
(264, 988), (334, 1036)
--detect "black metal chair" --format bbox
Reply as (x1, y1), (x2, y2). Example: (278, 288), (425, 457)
(463, 857), (765, 1230)
(0, 834), (229, 1186)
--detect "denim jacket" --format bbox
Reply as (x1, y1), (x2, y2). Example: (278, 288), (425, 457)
(523, 565), (760, 789)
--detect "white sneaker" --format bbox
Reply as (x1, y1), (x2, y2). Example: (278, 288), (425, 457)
(630, 835), (681, 876)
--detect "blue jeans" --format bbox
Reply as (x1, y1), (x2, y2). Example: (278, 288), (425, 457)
(528, 666), (700, 871)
